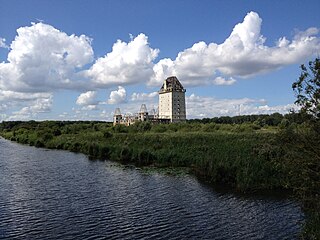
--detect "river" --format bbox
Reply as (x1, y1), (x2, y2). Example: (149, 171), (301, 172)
(0, 137), (304, 239)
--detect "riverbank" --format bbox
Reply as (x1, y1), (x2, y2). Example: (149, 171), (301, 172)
(0, 120), (319, 238)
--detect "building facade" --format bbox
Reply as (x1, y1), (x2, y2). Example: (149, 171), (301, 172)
(158, 76), (186, 122)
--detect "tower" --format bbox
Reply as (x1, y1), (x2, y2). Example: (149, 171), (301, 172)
(138, 104), (148, 121)
(113, 108), (122, 126)
(158, 76), (186, 122)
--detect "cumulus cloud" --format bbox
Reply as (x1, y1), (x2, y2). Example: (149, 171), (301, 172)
(76, 91), (97, 105)
(0, 22), (94, 119)
(0, 90), (52, 112)
(28, 96), (53, 113)
(76, 90), (99, 110)
(212, 77), (236, 86)
(6, 95), (53, 120)
(2, 14), (319, 93)
(0, 22), (93, 93)
(0, 38), (9, 49)
(86, 33), (159, 87)
(150, 11), (320, 86)
(131, 91), (158, 101)
(0, 90), (51, 102)
(186, 93), (296, 118)
(107, 86), (127, 104)
(1, 13), (319, 94)
(0, 89), (53, 120)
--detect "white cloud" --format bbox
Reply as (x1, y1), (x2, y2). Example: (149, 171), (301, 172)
(0, 90), (51, 102)
(1, 14), (319, 93)
(75, 91), (100, 111)
(29, 96), (53, 113)
(0, 38), (9, 49)
(186, 93), (296, 118)
(150, 11), (320, 87)
(107, 86), (127, 104)
(0, 22), (93, 92)
(58, 112), (69, 118)
(76, 91), (98, 105)
(86, 33), (159, 87)
(0, 90), (52, 112)
(130, 91), (158, 101)
(6, 95), (53, 120)
(212, 77), (236, 86)
(0, 21), (94, 120)
(0, 90), (53, 120)
(81, 105), (98, 111)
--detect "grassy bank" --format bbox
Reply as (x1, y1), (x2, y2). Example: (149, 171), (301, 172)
(0, 120), (319, 239)
(0, 121), (283, 192)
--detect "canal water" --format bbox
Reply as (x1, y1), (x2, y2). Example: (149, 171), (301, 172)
(0, 137), (304, 239)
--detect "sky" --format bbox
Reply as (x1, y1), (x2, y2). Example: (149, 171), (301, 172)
(0, 0), (320, 121)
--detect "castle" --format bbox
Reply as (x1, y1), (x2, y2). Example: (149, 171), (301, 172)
(113, 76), (186, 126)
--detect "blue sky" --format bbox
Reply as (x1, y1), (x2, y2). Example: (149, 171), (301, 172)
(0, 0), (320, 121)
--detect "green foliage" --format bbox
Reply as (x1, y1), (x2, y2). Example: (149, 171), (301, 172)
(290, 58), (320, 239)
(276, 123), (320, 239)
(112, 124), (129, 133)
(151, 124), (168, 133)
(293, 58), (320, 118)
(279, 118), (290, 129)
(103, 131), (113, 139)
(133, 121), (152, 132)
(188, 113), (286, 126)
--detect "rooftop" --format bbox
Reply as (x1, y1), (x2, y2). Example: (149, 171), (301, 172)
(159, 76), (185, 93)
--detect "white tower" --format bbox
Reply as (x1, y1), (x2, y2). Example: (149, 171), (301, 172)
(158, 76), (186, 122)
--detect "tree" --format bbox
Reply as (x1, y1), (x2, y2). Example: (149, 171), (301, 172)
(289, 59), (320, 239)
(292, 58), (320, 118)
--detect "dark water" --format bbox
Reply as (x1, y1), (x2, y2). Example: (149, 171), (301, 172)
(0, 137), (304, 239)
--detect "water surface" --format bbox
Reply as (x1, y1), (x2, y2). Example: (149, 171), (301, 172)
(0, 138), (304, 239)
